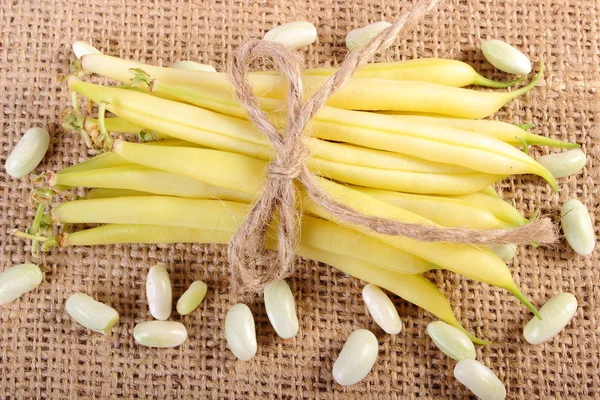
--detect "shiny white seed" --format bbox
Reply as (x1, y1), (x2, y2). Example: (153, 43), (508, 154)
(454, 359), (506, 400)
(176, 280), (207, 315)
(332, 329), (378, 386)
(133, 321), (188, 348)
(263, 21), (317, 50)
(65, 293), (119, 334)
(5, 127), (50, 178)
(537, 149), (586, 179)
(72, 41), (102, 59)
(523, 292), (578, 345)
(362, 284), (403, 334)
(481, 39), (532, 75)
(0, 263), (43, 305)
(426, 321), (476, 361)
(487, 244), (517, 262)
(146, 264), (172, 320)
(225, 303), (257, 361)
(264, 280), (299, 339)
(346, 21), (394, 52)
(169, 61), (216, 72)
(561, 199), (596, 256)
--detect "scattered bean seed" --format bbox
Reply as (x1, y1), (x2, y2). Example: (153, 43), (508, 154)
(426, 321), (476, 361)
(65, 293), (119, 334)
(5, 127), (50, 178)
(133, 321), (188, 348)
(176, 280), (207, 315)
(454, 359), (506, 400)
(523, 292), (578, 345)
(225, 303), (257, 361)
(263, 21), (317, 49)
(264, 280), (299, 339)
(481, 39), (532, 75)
(537, 149), (586, 179)
(362, 284), (403, 334)
(0, 263), (43, 306)
(346, 21), (393, 52)
(332, 329), (378, 386)
(561, 199), (596, 256)
(487, 244), (516, 262)
(146, 264), (172, 320)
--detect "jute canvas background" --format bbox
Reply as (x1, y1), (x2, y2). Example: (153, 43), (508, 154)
(1, 0), (599, 398)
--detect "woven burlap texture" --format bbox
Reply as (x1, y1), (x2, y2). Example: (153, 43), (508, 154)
(1, 0), (599, 398)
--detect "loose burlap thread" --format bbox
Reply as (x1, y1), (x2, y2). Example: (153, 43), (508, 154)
(227, 0), (556, 292)
(1, 0), (598, 398)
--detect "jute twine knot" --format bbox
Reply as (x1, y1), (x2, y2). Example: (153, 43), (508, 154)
(267, 146), (309, 180)
(227, 0), (557, 293)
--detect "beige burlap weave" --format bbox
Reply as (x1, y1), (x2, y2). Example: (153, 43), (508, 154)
(1, 0), (599, 398)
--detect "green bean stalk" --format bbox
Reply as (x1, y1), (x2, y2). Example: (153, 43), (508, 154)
(23, 187), (54, 257)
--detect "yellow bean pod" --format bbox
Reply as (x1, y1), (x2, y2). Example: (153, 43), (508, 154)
(377, 114), (578, 149)
(310, 158), (502, 194)
(58, 140), (196, 175)
(59, 152), (131, 175)
(479, 186), (501, 198)
(354, 187), (511, 229)
(446, 192), (527, 227)
(301, 58), (523, 88)
(86, 188), (154, 199)
(51, 165), (252, 203)
(84, 115), (145, 135)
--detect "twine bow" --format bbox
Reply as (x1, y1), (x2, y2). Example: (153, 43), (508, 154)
(227, 0), (556, 292)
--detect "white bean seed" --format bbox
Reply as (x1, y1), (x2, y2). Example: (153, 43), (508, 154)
(0, 263), (43, 306)
(133, 321), (188, 348)
(65, 293), (119, 334)
(146, 264), (172, 320)
(523, 292), (578, 345)
(362, 284), (403, 334)
(225, 303), (257, 361)
(72, 41), (102, 59)
(5, 127), (50, 178)
(561, 199), (596, 256)
(454, 359), (506, 400)
(176, 280), (207, 315)
(264, 280), (299, 339)
(263, 21), (317, 50)
(346, 21), (394, 52)
(537, 149), (586, 179)
(481, 39), (532, 75)
(332, 329), (378, 386)
(487, 244), (517, 262)
(426, 321), (476, 361)
(169, 61), (216, 72)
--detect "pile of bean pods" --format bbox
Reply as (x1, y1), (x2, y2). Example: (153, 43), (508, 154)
(3, 21), (596, 399)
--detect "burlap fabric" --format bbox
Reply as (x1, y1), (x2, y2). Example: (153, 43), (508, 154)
(1, 0), (599, 398)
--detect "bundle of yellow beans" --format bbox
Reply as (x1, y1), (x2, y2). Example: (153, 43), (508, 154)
(21, 50), (581, 345)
